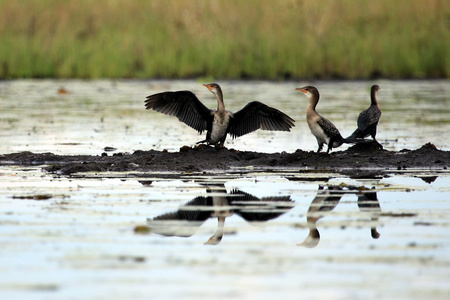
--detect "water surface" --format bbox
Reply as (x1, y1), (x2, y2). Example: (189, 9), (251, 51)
(1, 79), (449, 154)
(0, 80), (449, 299)
(0, 168), (449, 299)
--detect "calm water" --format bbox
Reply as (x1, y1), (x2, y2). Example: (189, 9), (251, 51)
(0, 168), (449, 299)
(0, 79), (449, 154)
(0, 80), (449, 299)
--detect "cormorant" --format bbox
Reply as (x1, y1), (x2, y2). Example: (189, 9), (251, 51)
(296, 86), (349, 153)
(145, 83), (295, 146)
(347, 85), (382, 148)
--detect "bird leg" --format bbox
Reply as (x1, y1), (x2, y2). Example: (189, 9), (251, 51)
(317, 143), (323, 153)
(326, 141), (333, 154)
(214, 144), (226, 149)
(373, 138), (383, 149)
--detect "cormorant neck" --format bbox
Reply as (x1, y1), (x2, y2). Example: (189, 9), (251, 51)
(370, 88), (378, 106)
(307, 92), (319, 112)
(214, 87), (225, 111)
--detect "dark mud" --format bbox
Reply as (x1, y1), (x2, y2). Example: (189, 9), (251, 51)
(0, 142), (448, 177)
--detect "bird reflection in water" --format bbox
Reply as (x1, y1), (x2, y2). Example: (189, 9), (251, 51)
(147, 186), (293, 245)
(299, 185), (382, 248)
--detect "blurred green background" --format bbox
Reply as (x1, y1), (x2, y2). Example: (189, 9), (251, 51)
(0, 0), (448, 79)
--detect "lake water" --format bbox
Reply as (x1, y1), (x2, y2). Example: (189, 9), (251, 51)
(1, 79), (449, 154)
(0, 80), (449, 299)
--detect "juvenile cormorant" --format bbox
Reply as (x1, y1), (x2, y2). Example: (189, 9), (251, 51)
(298, 185), (343, 248)
(347, 85), (382, 147)
(296, 86), (350, 154)
(145, 83), (295, 146)
(299, 185), (381, 247)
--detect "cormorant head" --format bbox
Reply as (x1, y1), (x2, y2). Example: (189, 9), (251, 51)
(371, 85), (380, 93)
(203, 83), (221, 95)
(296, 86), (319, 100)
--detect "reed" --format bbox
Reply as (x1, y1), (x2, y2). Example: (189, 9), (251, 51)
(0, 0), (448, 79)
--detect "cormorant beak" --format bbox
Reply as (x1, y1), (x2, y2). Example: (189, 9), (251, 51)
(296, 88), (307, 94)
(203, 84), (213, 91)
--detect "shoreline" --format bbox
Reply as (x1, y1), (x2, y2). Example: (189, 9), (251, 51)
(1, 142), (448, 177)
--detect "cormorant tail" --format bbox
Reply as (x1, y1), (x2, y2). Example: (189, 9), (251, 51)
(346, 128), (363, 140)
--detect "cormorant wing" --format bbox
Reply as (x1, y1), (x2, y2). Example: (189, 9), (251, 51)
(147, 196), (213, 237)
(317, 117), (342, 139)
(228, 101), (295, 138)
(357, 106), (381, 131)
(145, 91), (213, 133)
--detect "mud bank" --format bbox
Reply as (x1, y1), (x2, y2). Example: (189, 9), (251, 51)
(1, 142), (448, 176)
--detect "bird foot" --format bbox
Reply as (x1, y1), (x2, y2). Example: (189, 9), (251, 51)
(194, 143), (210, 150)
(374, 140), (383, 150)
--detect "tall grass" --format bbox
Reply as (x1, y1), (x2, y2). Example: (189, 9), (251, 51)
(0, 0), (448, 79)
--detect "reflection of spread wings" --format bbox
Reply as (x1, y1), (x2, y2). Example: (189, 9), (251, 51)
(228, 189), (293, 221)
(147, 188), (293, 242)
(152, 196), (212, 222)
(148, 196), (213, 237)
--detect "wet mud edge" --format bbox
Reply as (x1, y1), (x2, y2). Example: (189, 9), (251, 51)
(0, 142), (448, 177)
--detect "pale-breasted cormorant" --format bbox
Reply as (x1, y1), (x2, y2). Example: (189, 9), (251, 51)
(298, 185), (343, 248)
(296, 86), (352, 154)
(145, 83), (295, 146)
(298, 185), (381, 248)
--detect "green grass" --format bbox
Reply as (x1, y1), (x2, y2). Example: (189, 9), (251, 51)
(0, 0), (448, 79)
